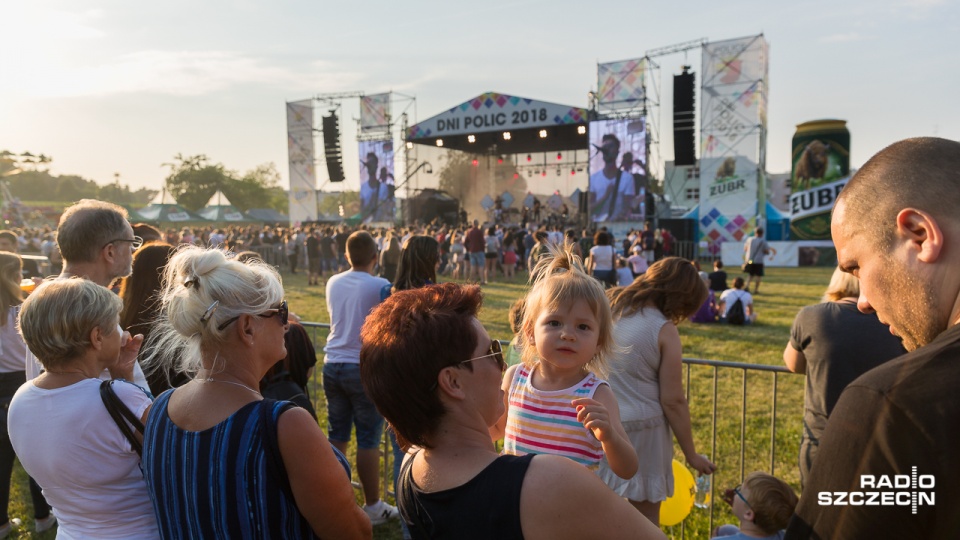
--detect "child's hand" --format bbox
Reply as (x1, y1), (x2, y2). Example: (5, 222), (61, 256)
(572, 398), (614, 441)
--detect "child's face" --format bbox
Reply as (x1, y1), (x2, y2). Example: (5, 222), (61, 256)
(530, 299), (600, 372)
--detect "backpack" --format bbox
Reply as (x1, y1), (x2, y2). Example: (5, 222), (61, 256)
(726, 293), (746, 325)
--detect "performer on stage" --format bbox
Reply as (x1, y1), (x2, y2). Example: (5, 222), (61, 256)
(590, 134), (637, 222)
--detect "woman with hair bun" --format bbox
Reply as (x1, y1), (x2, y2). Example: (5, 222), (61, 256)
(141, 245), (371, 540)
(601, 257), (716, 526)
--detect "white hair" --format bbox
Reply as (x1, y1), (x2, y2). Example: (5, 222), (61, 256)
(141, 245), (284, 377)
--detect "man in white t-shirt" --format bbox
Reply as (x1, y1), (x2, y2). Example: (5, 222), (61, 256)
(718, 277), (757, 323)
(323, 231), (400, 525)
(589, 134), (636, 222)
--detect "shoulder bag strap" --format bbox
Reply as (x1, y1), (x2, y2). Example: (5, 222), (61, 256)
(100, 380), (145, 457)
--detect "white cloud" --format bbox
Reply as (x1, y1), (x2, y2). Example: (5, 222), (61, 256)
(6, 50), (364, 98)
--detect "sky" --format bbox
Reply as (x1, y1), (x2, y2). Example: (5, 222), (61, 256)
(1, 0), (957, 194)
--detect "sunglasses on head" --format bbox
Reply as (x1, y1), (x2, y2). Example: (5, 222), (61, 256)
(215, 300), (288, 331)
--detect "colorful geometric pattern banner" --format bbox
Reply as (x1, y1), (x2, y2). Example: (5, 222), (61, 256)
(597, 58), (647, 110)
(286, 100), (317, 225)
(699, 35), (769, 254)
(360, 93), (391, 134)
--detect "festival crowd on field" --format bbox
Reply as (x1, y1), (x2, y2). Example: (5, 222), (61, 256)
(0, 137), (957, 539)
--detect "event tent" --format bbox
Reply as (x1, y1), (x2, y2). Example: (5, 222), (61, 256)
(133, 189), (209, 226)
(196, 191), (257, 223)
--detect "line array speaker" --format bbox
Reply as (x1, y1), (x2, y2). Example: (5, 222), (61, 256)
(673, 69), (696, 167)
(322, 113), (345, 182)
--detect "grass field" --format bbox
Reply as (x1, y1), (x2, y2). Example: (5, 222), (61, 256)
(8, 264), (832, 539)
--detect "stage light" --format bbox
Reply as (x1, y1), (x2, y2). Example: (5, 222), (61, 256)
(577, 125), (586, 135)
(436, 139), (444, 147)
(556, 168), (562, 176)
(513, 173), (519, 179)
(539, 129), (548, 138)
(471, 159), (478, 167)
(526, 154), (532, 162)
(406, 142), (414, 149)
(503, 132), (512, 140)
(542, 170), (547, 177)
(557, 152), (562, 160)
(528, 170), (533, 178)
(570, 168), (576, 176)
(497, 157), (503, 164)
(467, 134), (476, 143)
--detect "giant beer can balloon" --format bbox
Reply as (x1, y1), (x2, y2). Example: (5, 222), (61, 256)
(789, 120), (850, 239)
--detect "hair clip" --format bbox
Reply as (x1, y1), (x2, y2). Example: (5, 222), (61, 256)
(199, 300), (220, 324)
(184, 275), (199, 289)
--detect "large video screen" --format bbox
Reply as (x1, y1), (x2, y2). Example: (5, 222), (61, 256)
(587, 118), (647, 222)
(358, 139), (395, 223)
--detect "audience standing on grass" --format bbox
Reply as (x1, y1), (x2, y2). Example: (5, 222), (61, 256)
(743, 227), (775, 295)
(492, 248), (639, 480)
(0, 252), (55, 538)
(783, 267), (906, 488)
(587, 231), (617, 288)
(322, 231), (400, 526)
(10, 279), (157, 539)
(359, 283), (666, 540)
(139, 246), (369, 539)
(601, 258), (716, 526)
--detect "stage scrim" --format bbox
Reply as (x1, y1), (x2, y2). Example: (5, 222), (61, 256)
(286, 100), (318, 224)
(698, 34), (769, 254)
(358, 139), (395, 223)
(587, 118), (647, 222)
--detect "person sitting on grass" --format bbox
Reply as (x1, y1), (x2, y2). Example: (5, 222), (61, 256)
(712, 472), (798, 540)
(718, 277), (757, 324)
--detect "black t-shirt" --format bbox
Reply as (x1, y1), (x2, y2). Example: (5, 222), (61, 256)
(319, 236), (335, 258)
(707, 270), (728, 292)
(787, 323), (960, 540)
(335, 233), (347, 254)
(306, 235), (320, 258)
(790, 301), (906, 437)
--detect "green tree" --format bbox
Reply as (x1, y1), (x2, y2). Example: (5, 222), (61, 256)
(228, 163), (287, 212)
(163, 154), (232, 211)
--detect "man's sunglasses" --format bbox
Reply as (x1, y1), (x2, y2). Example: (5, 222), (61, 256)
(459, 339), (506, 372)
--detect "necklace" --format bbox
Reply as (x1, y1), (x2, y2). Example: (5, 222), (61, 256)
(196, 377), (262, 396)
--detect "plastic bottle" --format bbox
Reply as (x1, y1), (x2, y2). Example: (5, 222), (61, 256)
(695, 474), (711, 508)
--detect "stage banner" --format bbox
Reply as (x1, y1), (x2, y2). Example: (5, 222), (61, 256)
(406, 92), (588, 139)
(699, 34), (769, 254)
(286, 100), (317, 225)
(361, 93), (391, 134)
(359, 139), (395, 223)
(598, 58), (647, 110)
(588, 118), (647, 222)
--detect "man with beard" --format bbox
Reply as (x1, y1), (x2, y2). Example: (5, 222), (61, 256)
(786, 138), (960, 539)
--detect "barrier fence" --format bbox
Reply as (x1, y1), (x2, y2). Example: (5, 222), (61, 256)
(299, 322), (801, 539)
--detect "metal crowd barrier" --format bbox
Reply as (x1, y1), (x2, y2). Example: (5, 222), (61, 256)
(299, 322), (801, 537)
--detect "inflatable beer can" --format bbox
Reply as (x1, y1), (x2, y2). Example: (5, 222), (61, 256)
(789, 120), (850, 240)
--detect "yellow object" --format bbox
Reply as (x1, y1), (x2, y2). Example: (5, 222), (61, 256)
(660, 459), (695, 527)
(20, 279), (36, 293)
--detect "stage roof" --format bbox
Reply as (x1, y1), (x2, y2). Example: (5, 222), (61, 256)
(406, 92), (592, 154)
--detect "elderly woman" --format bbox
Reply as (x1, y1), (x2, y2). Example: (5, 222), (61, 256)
(8, 278), (158, 538)
(140, 245), (370, 539)
(783, 267), (906, 487)
(359, 282), (665, 540)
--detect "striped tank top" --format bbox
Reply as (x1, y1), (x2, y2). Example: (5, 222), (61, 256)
(502, 365), (606, 469)
(142, 390), (320, 539)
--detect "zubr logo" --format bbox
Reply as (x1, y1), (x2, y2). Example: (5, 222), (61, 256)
(818, 467), (934, 514)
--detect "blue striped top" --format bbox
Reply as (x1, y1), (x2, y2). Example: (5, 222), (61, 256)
(142, 390), (319, 539)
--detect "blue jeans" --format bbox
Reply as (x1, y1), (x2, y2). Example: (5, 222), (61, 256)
(322, 363), (384, 449)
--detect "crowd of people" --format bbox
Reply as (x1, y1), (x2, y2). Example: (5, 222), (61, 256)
(0, 136), (957, 539)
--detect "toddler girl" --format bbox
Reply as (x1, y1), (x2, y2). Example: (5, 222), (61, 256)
(492, 246), (638, 479)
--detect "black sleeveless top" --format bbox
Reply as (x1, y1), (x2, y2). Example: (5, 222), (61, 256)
(398, 451), (534, 540)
